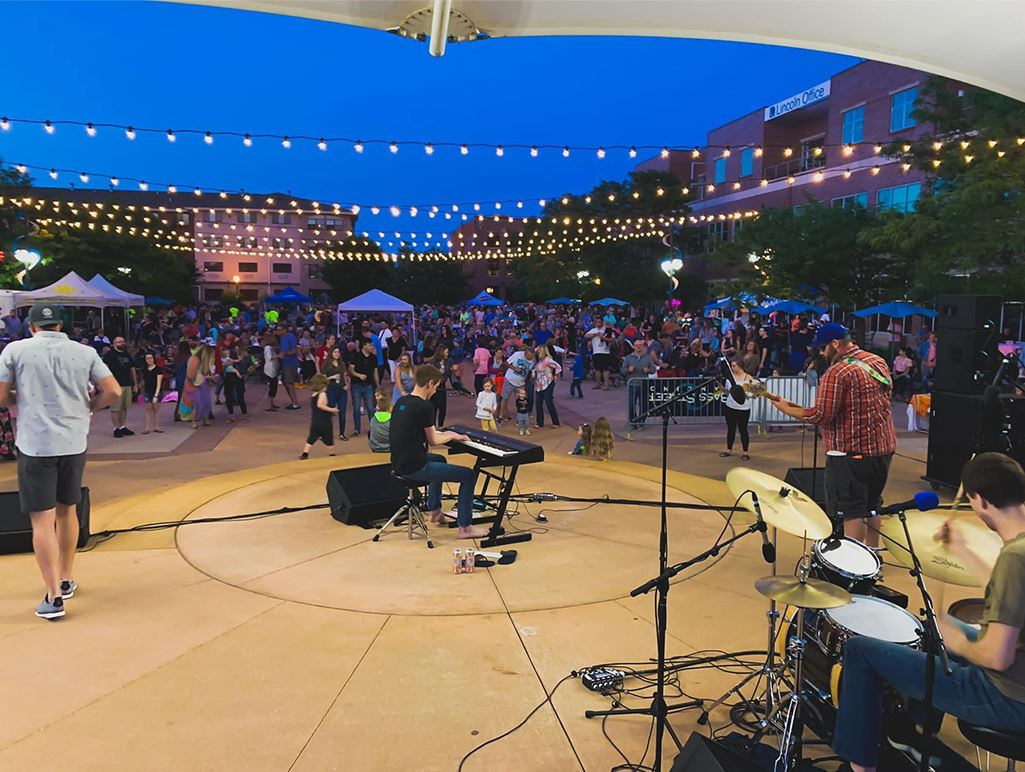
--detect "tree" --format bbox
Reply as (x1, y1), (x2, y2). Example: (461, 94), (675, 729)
(0, 165), (37, 286)
(710, 200), (907, 308)
(860, 76), (1025, 298)
(511, 170), (691, 304)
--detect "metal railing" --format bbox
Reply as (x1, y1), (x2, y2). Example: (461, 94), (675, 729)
(750, 376), (818, 432)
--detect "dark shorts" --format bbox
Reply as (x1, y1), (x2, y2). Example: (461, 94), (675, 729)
(144, 393), (158, 404)
(593, 353), (612, 371)
(17, 452), (86, 513)
(282, 367), (298, 386)
(825, 452), (892, 521)
(306, 426), (335, 447)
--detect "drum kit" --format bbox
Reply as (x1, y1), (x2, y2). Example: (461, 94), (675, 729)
(699, 468), (999, 770)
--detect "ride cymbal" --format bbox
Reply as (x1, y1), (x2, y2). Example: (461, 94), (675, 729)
(879, 511), (1001, 588)
(726, 468), (832, 540)
(755, 575), (852, 609)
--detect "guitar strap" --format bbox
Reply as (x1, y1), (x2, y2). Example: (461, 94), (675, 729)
(844, 356), (892, 389)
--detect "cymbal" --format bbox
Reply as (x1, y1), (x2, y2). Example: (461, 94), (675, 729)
(726, 468), (832, 540)
(755, 575), (852, 609)
(879, 511), (1002, 587)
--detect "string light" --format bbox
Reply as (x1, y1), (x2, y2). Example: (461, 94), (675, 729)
(125, 126), (136, 140)
(562, 146), (570, 158)
(318, 138), (328, 151)
(389, 141), (398, 154)
(692, 149), (700, 159)
(628, 147), (637, 158)
(204, 131), (214, 145)
(460, 144), (469, 155)
(660, 147), (670, 159)
(44, 120), (54, 135)
(354, 140), (364, 153)
(85, 123), (97, 137)
(424, 143), (434, 155)
(79, 172), (89, 183)
(596, 147), (606, 159)
(243, 134), (252, 147)
(0, 117), (9, 131)
(49, 169), (58, 180)
(139, 181), (149, 191)
(495, 146), (504, 157)
(111, 177), (119, 186)
(166, 129), (176, 143)
(281, 136), (291, 149)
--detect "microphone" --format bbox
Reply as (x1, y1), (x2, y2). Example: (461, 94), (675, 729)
(718, 355), (746, 405)
(873, 491), (940, 517)
(751, 492), (776, 564)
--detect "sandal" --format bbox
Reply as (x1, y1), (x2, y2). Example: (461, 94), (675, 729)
(154, 429), (164, 433)
(741, 454), (751, 461)
(141, 430), (150, 435)
(719, 451), (732, 458)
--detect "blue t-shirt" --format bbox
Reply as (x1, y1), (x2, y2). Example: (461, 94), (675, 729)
(372, 335), (384, 365)
(534, 329), (554, 347)
(279, 332), (299, 367)
(572, 356), (585, 378)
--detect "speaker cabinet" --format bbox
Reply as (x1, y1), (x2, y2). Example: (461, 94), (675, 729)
(934, 327), (1000, 393)
(671, 733), (765, 771)
(936, 294), (1002, 332)
(783, 467), (827, 510)
(326, 465), (407, 528)
(0, 488), (91, 555)
(926, 392), (1025, 488)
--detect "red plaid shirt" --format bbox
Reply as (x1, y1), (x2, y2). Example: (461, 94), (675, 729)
(802, 346), (897, 456)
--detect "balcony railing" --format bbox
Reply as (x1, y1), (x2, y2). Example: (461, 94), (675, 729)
(763, 154), (826, 181)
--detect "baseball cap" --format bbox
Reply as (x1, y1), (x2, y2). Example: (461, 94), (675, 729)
(812, 322), (849, 348)
(27, 303), (62, 328)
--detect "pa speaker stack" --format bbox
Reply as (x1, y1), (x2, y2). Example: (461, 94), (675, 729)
(326, 465), (407, 528)
(0, 488), (91, 555)
(926, 295), (1025, 488)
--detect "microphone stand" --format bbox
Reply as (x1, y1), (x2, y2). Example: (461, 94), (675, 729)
(895, 507), (952, 772)
(583, 375), (725, 771)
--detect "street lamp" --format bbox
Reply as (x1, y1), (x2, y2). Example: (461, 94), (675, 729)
(660, 257), (684, 294)
(576, 270), (590, 280)
(232, 274), (241, 300)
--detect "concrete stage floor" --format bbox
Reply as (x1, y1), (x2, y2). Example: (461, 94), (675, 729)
(0, 381), (989, 771)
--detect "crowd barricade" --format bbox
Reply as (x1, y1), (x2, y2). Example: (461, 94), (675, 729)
(750, 376), (817, 432)
(626, 376), (726, 426)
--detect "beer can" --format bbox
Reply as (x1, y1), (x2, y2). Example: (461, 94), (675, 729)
(452, 548), (463, 574)
(465, 547), (476, 573)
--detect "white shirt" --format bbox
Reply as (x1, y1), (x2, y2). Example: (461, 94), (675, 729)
(263, 345), (278, 377)
(587, 327), (610, 355)
(504, 352), (533, 388)
(475, 390), (497, 419)
(0, 330), (113, 457)
(725, 370), (753, 412)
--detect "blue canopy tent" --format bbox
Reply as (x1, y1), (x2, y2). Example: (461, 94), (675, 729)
(546, 297), (581, 305)
(702, 293), (766, 316)
(145, 296), (174, 306)
(593, 297), (629, 307)
(467, 291), (503, 307)
(758, 300), (826, 316)
(265, 287), (312, 304)
(851, 301), (937, 319)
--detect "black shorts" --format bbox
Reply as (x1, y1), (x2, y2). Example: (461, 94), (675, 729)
(593, 353), (612, 371)
(306, 426), (335, 447)
(824, 452), (892, 522)
(17, 452), (86, 513)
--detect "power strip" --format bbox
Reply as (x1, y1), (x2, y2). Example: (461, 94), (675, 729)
(581, 667), (625, 693)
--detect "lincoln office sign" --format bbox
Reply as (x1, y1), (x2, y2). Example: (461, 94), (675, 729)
(764, 81), (830, 121)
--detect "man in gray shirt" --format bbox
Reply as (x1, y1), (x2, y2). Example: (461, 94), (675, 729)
(0, 304), (121, 619)
(622, 339), (660, 430)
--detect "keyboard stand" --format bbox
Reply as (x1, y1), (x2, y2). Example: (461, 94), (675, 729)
(448, 460), (532, 548)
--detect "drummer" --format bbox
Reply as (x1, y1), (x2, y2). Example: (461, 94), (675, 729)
(770, 323), (896, 548)
(832, 453), (1025, 771)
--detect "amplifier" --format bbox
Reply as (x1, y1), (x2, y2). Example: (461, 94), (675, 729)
(326, 465), (407, 528)
(0, 488), (91, 555)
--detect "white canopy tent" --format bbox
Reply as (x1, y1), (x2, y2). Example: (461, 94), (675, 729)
(16, 271), (128, 308)
(337, 289), (416, 341)
(178, 1), (1025, 102)
(89, 274), (146, 306)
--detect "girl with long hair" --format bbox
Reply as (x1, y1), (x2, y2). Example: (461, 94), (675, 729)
(141, 352), (165, 434)
(589, 417), (615, 461)
(391, 352), (416, 405)
(533, 344), (562, 429)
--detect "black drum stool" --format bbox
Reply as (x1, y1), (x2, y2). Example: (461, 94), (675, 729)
(372, 474), (433, 549)
(958, 719), (1025, 771)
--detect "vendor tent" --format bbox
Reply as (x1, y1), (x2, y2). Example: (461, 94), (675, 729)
(89, 274), (145, 306)
(337, 289), (416, 340)
(546, 297), (581, 305)
(851, 301), (937, 319)
(467, 291), (503, 307)
(16, 271), (127, 307)
(593, 297), (629, 307)
(146, 296), (175, 306)
(265, 287), (312, 304)
(758, 300), (826, 316)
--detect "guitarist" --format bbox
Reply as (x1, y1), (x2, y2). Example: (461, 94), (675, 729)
(769, 323), (896, 547)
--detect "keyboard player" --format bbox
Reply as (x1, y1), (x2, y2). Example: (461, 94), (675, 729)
(391, 364), (488, 539)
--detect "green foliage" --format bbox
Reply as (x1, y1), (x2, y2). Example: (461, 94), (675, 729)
(319, 239), (468, 304)
(861, 76), (1025, 298)
(0, 166), (35, 286)
(711, 200), (906, 308)
(511, 170), (690, 304)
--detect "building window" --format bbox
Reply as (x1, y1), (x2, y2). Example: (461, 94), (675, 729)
(272, 262), (293, 274)
(877, 182), (922, 212)
(203, 261), (224, 273)
(272, 237), (292, 249)
(842, 106), (865, 145)
(239, 289), (260, 302)
(238, 261), (258, 273)
(271, 213), (292, 225)
(202, 236), (224, 248)
(307, 264), (321, 279)
(205, 288), (223, 301)
(890, 87), (918, 132)
(178, 213), (191, 225)
(236, 212), (258, 224)
(832, 193), (869, 209)
(235, 236), (258, 248)
(485, 261), (500, 277)
(705, 220), (728, 249)
(201, 211), (223, 224)
(307, 217), (325, 229)
(714, 157), (727, 184)
(799, 136), (826, 171)
(740, 147), (754, 178)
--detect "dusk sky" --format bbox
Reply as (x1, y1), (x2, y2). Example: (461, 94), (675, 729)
(0, 1), (858, 242)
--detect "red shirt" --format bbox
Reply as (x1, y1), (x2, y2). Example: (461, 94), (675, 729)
(802, 346), (897, 457)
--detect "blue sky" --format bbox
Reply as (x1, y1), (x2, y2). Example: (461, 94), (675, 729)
(0, 1), (857, 241)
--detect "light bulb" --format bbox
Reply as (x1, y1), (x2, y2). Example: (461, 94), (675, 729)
(538, 199), (546, 207)
(495, 146), (504, 157)
(44, 120), (54, 135)
(873, 145), (883, 154)
(15, 164), (26, 174)
(139, 181), (149, 191)
(424, 143), (434, 155)
(49, 169), (58, 180)
(354, 140), (364, 153)
(167, 129), (176, 142)
(627, 147), (637, 158)
(389, 141), (398, 154)
(783, 147), (793, 157)
(691, 148), (700, 158)
(86, 122), (96, 137)
(318, 138), (327, 151)
(79, 172), (89, 183)
(562, 146), (570, 158)
(754, 146), (763, 158)
(204, 131), (214, 145)
(167, 185), (177, 193)
(723, 147), (732, 158)
(111, 177), (119, 187)
(281, 136), (291, 149)
(656, 187), (664, 196)
(596, 147), (606, 159)
(194, 187), (203, 196)
(0, 117), (9, 131)
(660, 147), (670, 158)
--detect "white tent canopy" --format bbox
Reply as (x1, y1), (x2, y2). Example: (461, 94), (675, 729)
(89, 274), (145, 306)
(16, 271), (128, 308)
(181, 1), (1025, 102)
(337, 288), (413, 313)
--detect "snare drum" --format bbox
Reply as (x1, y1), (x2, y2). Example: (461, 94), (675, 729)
(811, 537), (881, 594)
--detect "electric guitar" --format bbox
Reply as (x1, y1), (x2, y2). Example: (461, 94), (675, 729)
(743, 380), (805, 410)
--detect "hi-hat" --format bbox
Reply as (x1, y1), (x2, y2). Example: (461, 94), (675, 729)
(726, 468), (832, 539)
(755, 575), (851, 609)
(880, 511), (1001, 587)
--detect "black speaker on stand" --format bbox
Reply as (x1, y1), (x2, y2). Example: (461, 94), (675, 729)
(670, 733), (766, 771)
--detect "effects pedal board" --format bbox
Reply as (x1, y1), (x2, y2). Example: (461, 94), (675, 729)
(580, 667), (625, 693)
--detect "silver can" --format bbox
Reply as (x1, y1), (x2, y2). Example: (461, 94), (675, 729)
(465, 547), (476, 573)
(452, 548), (463, 574)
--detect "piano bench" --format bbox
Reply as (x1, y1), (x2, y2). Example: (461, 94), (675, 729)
(371, 474), (434, 549)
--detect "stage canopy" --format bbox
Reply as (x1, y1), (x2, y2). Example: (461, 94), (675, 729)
(89, 274), (145, 306)
(337, 288), (413, 313)
(177, 1), (1025, 102)
(16, 271), (128, 308)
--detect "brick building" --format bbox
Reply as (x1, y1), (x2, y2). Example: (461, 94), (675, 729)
(0, 187), (357, 302)
(451, 215), (524, 299)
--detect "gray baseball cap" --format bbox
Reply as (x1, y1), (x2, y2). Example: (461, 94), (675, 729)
(26, 303), (62, 328)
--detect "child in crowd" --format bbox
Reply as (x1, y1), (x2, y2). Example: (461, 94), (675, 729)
(569, 351), (585, 399)
(369, 388), (392, 452)
(299, 374), (338, 460)
(515, 387), (531, 436)
(476, 378), (498, 431)
(589, 416), (614, 461)
(569, 422), (591, 456)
